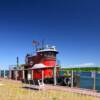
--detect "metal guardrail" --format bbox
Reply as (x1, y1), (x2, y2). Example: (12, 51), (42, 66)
(59, 70), (100, 91)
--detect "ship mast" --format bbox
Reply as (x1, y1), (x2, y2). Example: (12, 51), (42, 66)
(32, 40), (40, 51)
(41, 40), (44, 49)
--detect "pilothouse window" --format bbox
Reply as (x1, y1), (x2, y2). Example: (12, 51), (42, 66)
(44, 52), (56, 58)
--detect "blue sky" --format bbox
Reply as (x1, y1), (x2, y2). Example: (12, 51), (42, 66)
(0, 0), (100, 69)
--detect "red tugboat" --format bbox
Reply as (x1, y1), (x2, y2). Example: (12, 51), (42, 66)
(9, 41), (72, 86)
(24, 44), (59, 82)
(9, 41), (59, 84)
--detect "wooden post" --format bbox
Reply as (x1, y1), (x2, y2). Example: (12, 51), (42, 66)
(31, 70), (33, 80)
(54, 66), (57, 85)
(23, 70), (25, 79)
(71, 70), (74, 88)
(9, 68), (11, 79)
(0, 68), (1, 77)
(93, 71), (96, 90)
(15, 70), (17, 80)
(4, 70), (5, 78)
(42, 70), (44, 84)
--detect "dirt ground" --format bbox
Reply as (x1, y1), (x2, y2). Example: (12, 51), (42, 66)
(0, 78), (99, 100)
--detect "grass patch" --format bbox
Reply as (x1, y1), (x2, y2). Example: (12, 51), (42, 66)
(0, 79), (99, 100)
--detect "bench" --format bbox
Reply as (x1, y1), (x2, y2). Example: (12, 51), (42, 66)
(21, 79), (45, 90)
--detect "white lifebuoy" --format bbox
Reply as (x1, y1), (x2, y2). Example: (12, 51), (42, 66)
(64, 78), (68, 85)
(64, 77), (71, 86)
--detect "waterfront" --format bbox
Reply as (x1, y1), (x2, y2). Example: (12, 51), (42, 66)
(79, 72), (100, 90)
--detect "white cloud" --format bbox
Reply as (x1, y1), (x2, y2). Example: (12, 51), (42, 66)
(67, 63), (96, 68)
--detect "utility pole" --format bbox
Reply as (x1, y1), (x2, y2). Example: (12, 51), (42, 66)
(16, 56), (19, 80)
(16, 56), (19, 67)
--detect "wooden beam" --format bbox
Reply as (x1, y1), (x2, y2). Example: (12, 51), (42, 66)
(54, 66), (57, 85)
(71, 70), (74, 88)
(42, 70), (44, 84)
